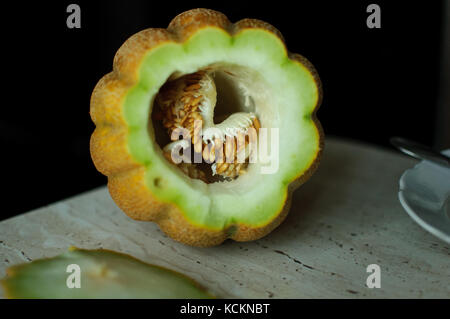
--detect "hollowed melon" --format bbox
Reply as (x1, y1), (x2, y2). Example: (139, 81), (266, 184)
(90, 8), (323, 247)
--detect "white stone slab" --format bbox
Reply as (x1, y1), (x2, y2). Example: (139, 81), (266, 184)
(0, 137), (448, 298)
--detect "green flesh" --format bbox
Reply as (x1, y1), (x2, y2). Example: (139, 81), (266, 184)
(124, 27), (320, 230)
(1, 248), (213, 299)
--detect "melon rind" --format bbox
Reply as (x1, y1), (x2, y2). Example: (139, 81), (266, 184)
(1, 248), (213, 298)
(90, 9), (323, 246)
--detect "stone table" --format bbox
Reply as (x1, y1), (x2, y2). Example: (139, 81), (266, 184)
(0, 137), (449, 298)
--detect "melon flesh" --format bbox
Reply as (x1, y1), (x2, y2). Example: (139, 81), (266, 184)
(127, 28), (321, 229)
(1, 248), (213, 298)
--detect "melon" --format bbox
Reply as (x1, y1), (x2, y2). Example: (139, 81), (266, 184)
(90, 8), (323, 247)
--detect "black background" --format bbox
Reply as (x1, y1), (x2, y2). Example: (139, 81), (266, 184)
(0, 0), (446, 220)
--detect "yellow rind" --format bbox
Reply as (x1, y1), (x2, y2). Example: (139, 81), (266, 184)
(90, 8), (323, 247)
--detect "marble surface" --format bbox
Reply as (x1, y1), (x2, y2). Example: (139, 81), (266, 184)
(0, 137), (449, 298)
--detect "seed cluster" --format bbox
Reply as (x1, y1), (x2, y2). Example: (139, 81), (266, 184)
(156, 71), (206, 139)
(155, 71), (260, 181)
(162, 150), (207, 182)
(202, 117), (260, 178)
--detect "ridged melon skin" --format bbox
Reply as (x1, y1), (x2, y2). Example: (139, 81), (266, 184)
(90, 8), (323, 247)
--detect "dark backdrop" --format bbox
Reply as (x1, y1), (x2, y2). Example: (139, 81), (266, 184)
(0, 0), (446, 220)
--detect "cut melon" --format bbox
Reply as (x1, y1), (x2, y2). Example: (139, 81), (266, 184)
(1, 248), (213, 298)
(90, 8), (323, 246)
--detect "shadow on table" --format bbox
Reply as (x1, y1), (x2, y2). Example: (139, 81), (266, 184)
(267, 139), (360, 240)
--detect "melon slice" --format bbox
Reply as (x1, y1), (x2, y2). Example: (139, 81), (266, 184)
(90, 8), (323, 247)
(1, 248), (213, 298)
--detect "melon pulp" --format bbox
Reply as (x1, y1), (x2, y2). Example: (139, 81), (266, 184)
(90, 9), (323, 246)
(1, 248), (213, 298)
(131, 29), (320, 227)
